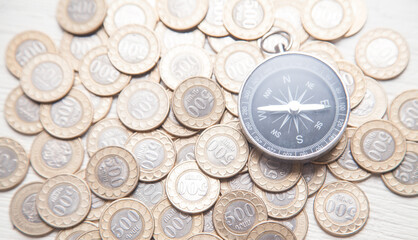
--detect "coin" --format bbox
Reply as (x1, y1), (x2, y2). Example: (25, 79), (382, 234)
(131, 64), (161, 83)
(337, 60), (366, 109)
(172, 77), (225, 130)
(166, 161), (220, 213)
(213, 190), (267, 240)
(351, 120), (407, 173)
(302, 0), (353, 40)
(56, 221), (98, 240)
(118, 81), (169, 131)
(20, 53), (74, 103)
(174, 136), (198, 163)
(6, 31), (56, 79)
(131, 180), (166, 210)
(203, 208), (216, 234)
(9, 182), (53, 236)
(207, 35), (239, 53)
(223, 0), (274, 40)
(300, 40), (343, 69)
(162, 107), (199, 138)
(108, 24), (160, 75)
(74, 84), (113, 123)
(223, 90), (239, 117)
(220, 172), (254, 195)
(76, 230), (101, 240)
(56, 0), (106, 35)
(302, 163), (327, 196)
(153, 198), (203, 239)
(388, 90), (418, 142)
(0, 138), (29, 191)
(86, 146), (139, 200)
(246, 221), (297, 240)
(160, 45), (213, 90)
(214, 42), (264, 93)
(104, 0), (158, 35)
(248, 149), (302, 192)
(30, 131), (83, 178)
(274, 209), (309, 240)
(314, 181), (369, 237)
(99, 198), (154, 240)
(273, 0), (309, 43)
(344, 0), (368, 37)
(188, 233), (222, 240)
(259, 19), (301, 57)
(355, 28), (409, 80)
(311, 130), (348, 165)
(198, 0), (228, 37)
(381, 142), (418, 197)
(36, 174), (91, 228)
(40, 88), (93, 139)
(157, 0), (209, 30)
(348, 77), (387, 127)
(220, 110), (239, 124)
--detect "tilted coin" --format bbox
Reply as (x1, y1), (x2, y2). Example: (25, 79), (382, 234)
(198, 0), (228, 37)
(220, 109), (239, 124)
(56, 0), (106, 35)
(30, 131), (83, 178)
(302, 163), (327, 196)
(188, 233), (222, 240)
(223, 0), (274, 40)
(6, 30), (56, 79)
(76, 230), (101, 240)
(74, 84), (113, 123)
(56, 221), (98, 240)
(108, 24), (160, 75)
(20, 53), (74, 103)
(162, 106), (199, 138)
(311, 130), (348, 165)
(314, 181), (369, 237)
(246, 221), (297, 240)
(174, 136), (198, 163)
(153, 198), (203, 240)
(40, 88), (93, 139)
(344, 0), (368, 37)
(355, 28), (409, 80)
(274, 209), (309, 240)
(0, 138), (29, 191)
(213, 190), (268, 240)
(9, 182), (53, 236)
(36, 174), (91, 228)
(388, 90), (418, 142)
(381, 142), (418, 197)
(223, 90), (239, 117)
(300, 40), (343, 69)
(351, 120), (407, 173)
(166, 161), (220, 213)
(302, 0), (353, 40)
(130, 180), (166, 210)
(157, 0), (209, 30)
(86, 146), (139, 200)
(203, 208), (216, 234)
(99, 198), (154, 240)
(273, 0), (309, 43)
(337, 60), (366, 109)
(118, 81), (169, 131)
(220, 172), (254, 195)
(172, 77), (225, 130)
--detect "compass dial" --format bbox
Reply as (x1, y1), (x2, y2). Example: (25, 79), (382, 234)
(239, 53), (349, 161)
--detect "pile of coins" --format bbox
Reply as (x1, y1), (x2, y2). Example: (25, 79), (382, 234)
(1, 0), (417, 239)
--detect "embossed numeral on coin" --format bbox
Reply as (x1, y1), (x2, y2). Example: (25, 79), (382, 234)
(52, 186), (77, 216)
(0, 149), (17, 177)
(364, 131), (393, 161)
(207, 139), (235, 165)
(16, 41), (46, 66)
(103, 157), (125, 187)
(90, 57), (120, 83)
(111, 210), (141, 238)
(224, 203), (255, 226)
(325, 199), (356, 221)
(164, 212), (192, 238)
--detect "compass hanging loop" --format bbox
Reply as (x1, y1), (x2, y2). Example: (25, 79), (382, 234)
(260, 30), (293, 54)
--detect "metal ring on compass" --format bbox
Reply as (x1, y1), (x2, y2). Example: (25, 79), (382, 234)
(260, 30), (294, 54)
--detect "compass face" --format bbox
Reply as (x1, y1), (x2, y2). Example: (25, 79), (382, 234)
(239, 53), (349, 161)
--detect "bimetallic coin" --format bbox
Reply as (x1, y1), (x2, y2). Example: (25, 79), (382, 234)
(337, 60), (366, 109)
(203, 209), (216, 233)
(351, 120), (407, 173)
(300, 41), (343, 69)
(6, 31), (56, 79)
(74, 84), (113, 123)
(162, 107), (199, 138)
(314, 181), (369, 237)
(355, 28), (409, 80)
(108, 25), (160, 75)
(188, 233), (222, 240)
(344, 0), (368, 37)
(166, 161), (220, 213)
(56, 221), (98, 240)
(273, 0), (309, 43)
(36, 174), (91, 228)
(131, 180), (166, 210)
(157, 0), (209, 30)
(56, 0), (106, 35)
(99, 198), (154, 240)
(311, 130), (348, 165)
(0, 138), (29, 191)
(302, 163), (327, 196)
(198, 0), (228, 37)
(213, 190), (267, 240)
(275, 209), (309, 240)
(389, 90), (418, 142)
(174, 136), (198, 163)
(223, 90), (239, 117)
(246, 221), (297, 240)
(20, 53), (74, 103)
(9, 182), (53, 236)
(86, 146), (139, 200)
(220, 172), (254, 195)
(76, 230), (101, 240)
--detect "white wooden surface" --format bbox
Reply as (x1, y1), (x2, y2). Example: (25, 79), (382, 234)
(0, 0), (417, 239)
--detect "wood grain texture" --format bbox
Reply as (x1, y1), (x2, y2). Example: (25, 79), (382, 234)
(0, 0), (417, 239)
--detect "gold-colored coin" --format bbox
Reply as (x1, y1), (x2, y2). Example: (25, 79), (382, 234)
(311, 130), (348, 165)
(314, 181), (369, 237)
(56, 221), (98, 240)
(300, 40), (343, 69)
(36, 174), (91, 228)
(197, 0), (228, 37)
(74, 84), (113, 123)
(174, 136), (198, 163)
(188, 233), (222, 240)
(328, 128), (371, 182)
(166, 161), (220, 213)
(6, 30), (56, 79)
(348, 77), (387, 127)
(248, 149), (302, 192)
(0, 138), (29, 191)
(157, 0), (209, 30)
(76, 230), (101, 240)
(104, 0), (158, 35)
(351, 120), (406, 173)
(86, 146), (139, 200)
(9, 182), (53, 236)
(118, 81), (169, 131)
(302, 0), (353, 40)
(274, 209), (309, 240)
(214, 42), (264, 93)
(337, 60), (366, 109)
(302, 163), (327, 196)
(172, 77), (225, 130)
(56, 0), (106, 35)
(213, 190), (267, 240)
(40, 88), (93, 139)
(381, 142), (418, 197)
(223, 0), (274, 40)
(130, 179), (167, 211)
(223, 90), (238, 117)
(220, 172), (254, 195)
(108, 24), (160, 75)
(99, 198), (154, 240)
(20, 53), (74, 103)
(153, 198), (203, 239)
(30, 131), (83, 178)
(388, 90), (418, 142)
(246, 221), (297, 240)
(344, 0), (368, 37)
(196, 124), (249, 179)
(273, 0), (309, 43)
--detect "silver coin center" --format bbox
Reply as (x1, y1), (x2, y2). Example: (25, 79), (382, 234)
(21, 193), (42, 223)
(393, 151), (418, 185)
(47, 184), (80, 216)
(31, 62), (63, 91)
(259, 233), (284, 240)
(302, 163), (315, 183)
(133, 139), (165, 169)
(70, 34), (102, 60)
(225, 200), (256, 233)
(16, 40), (47, 67)
(206, 135), (237, 166)
(131, 181), (164, 208)
(399, 99), (418, 130)
(51, 96), (83, 128)
(41, 139), (72, 168)
(338, 140), (360, 171)
(277, 218), (296, 231)
(114, 4), (146, 28)
(311, 0), (343, 29)
(366, 38), (399, 68)
(171, 54), (201, 82)
(325, 192), (358, 224)
(225, 51), (256, 82)
(259, 154), (292, 180)
(97, 155), (129, 188)
(97, 127), (129, 149)
(90, 54), (120, 85)
(128, 90), (159, 120)
(0, 146), (18, 179)
(362, 130), (395, 162)
(110, 209), (143, 240)
(340, 70), (356, 96)
(177, 143), (196, 163)
(266, 187), (296, 206)
(161, 207), (193, 238)
(15, 94), (40, 122)
(177, 170), (208, 201)
(206, 0), (224, 26)
(91, 193), (105, 209)
(67, 0), (97, 23)
(183, 86), (215, 118)
(229, 173), (253, 191)
(118, 33), (150, 64)
(351, 89), (375, 117)
(168, 0), (197, 18)
(232, 0), (264, 29)
(203, 209), (215, 232)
